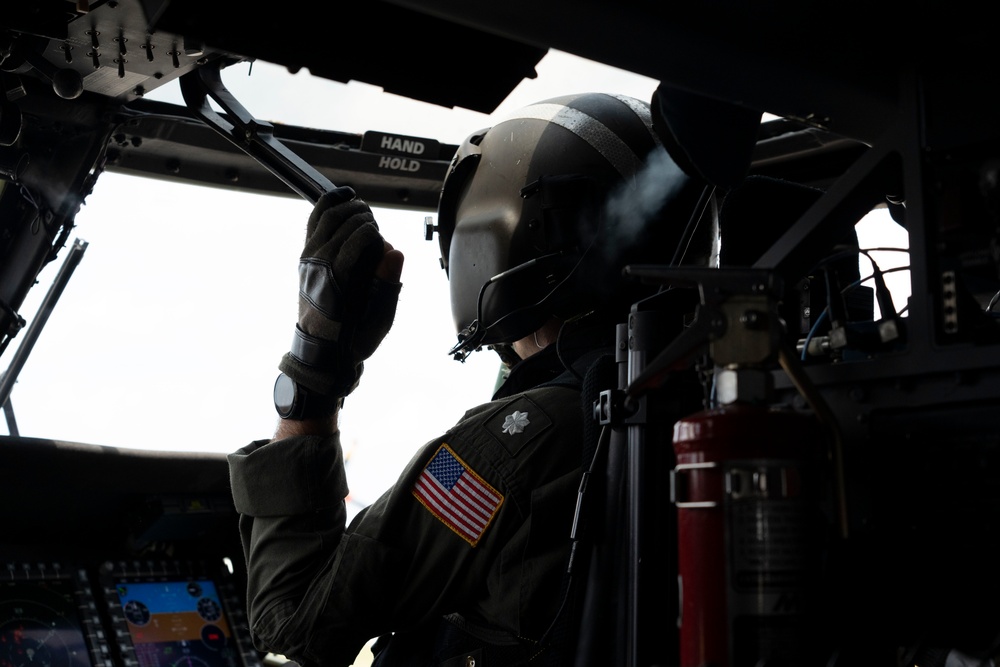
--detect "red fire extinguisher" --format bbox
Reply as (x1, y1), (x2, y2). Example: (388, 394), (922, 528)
(671, 391), (825, 667)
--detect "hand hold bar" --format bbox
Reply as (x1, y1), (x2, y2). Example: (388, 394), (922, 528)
(179, 59), (335, 204)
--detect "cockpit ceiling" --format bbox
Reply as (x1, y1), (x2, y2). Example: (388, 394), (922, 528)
(3, 0), (546, 114)
(376, 0), (998, 147)
(143, 0), (548, 115)
(8, 0), (994, 149)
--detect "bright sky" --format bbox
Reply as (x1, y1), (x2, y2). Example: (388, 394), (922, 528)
(2, 51), (676, 507)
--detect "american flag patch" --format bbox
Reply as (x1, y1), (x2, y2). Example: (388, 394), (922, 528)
(412, 444), (503, 546)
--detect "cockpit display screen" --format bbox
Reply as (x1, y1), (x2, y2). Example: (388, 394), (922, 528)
(0, 578), (93, 667)
(113, 579), (240, 667)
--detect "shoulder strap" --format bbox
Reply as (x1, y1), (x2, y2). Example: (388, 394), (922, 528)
(531, 349), (618, 666)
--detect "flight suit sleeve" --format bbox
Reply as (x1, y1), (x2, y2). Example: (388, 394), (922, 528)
(227, 387), (581, 667)
(294, 422), (526, 665)
(297, 389), (584, 662)
(228, 433), (357, 665)
(227, 417), (526, 667)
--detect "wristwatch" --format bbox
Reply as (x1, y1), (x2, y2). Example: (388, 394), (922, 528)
(273, 373), (341, 420)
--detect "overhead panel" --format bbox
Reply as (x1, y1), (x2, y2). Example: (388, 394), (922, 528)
(143, 0), (548, 115)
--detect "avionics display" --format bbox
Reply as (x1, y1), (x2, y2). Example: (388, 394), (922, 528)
(0, 563), (108, 667)
(111, 578), (240, 667)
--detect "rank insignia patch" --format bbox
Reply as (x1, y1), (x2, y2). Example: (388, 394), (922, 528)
(484, 395), (552, 456)
(412, 444), (503, 546)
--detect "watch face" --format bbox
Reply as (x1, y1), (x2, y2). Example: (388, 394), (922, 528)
(273, 373), (297, 417)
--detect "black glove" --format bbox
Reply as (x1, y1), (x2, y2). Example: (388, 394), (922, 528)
(278, 186), (402, 398)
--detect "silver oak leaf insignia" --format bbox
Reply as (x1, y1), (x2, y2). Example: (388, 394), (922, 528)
(501, 410), (530, 435)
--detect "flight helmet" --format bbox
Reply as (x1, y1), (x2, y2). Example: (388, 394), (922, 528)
(435, 92), (708, 361)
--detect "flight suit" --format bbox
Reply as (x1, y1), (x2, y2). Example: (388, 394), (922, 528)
(228, 344), (602, 667)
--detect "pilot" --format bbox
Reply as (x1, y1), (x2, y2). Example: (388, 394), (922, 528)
(227, 91), (710, 667)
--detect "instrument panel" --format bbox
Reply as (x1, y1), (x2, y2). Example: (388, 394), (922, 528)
(0, 560), (261, 667)
(0, 437), (258, 667)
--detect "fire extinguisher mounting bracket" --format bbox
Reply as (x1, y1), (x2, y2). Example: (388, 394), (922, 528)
(623, 266), (785, 398)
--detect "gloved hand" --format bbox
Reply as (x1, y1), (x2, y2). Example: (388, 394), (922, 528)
(278, 186), (402, 398)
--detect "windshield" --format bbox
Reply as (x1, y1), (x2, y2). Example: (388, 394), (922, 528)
(3, 52), (669, 508)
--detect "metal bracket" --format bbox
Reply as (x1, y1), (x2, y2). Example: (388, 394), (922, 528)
(179, 59), (335, 204)
(622, 266), (784, 399)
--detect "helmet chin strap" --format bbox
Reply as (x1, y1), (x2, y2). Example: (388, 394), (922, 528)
(447, 251), (568, 362)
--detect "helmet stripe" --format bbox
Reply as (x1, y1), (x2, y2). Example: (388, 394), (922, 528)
(610, 93), (659, 144)
(500, 101), (646, 182)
